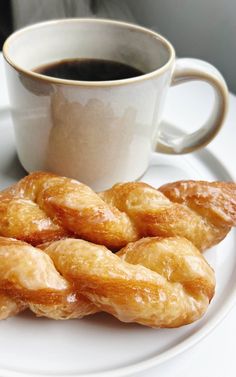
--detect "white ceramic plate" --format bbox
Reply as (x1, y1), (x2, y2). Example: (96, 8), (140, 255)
(0, 113), (236, 377)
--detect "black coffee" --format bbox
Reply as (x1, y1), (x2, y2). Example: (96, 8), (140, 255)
(34, 58), (144, 81)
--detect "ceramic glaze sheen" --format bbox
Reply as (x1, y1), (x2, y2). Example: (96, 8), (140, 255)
(3, 19), (228, 190)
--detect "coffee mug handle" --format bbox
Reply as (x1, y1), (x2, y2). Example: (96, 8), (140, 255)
(155, 58), (229, 154)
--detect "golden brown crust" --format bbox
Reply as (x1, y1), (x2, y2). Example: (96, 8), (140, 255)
(0, 293), (27, 320)
(0, 237), (68, 302)
(0, 173), (235, 251)
(43, 237), (215, 328)
(158, 180), (236, 250)
(0, 236), (97, 319)
(0, 172), (139, 248)
(0, 183), (68, 246)
(159, 180), (236, 227)
(117, 237), (215, 300)
(29, 292), (98, 320)
(0, 236), (215, 327)
(101, 181), (236, 251)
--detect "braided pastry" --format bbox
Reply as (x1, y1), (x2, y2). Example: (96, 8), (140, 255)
(0, 172), (235, 251)
(0, 236), (214, 327)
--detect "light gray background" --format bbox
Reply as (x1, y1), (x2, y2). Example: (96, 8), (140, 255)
(127, 0), (236, 93)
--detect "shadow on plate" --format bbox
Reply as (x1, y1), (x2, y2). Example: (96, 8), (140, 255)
(1, 152), (27, 185)
(17, 309), (146, 331)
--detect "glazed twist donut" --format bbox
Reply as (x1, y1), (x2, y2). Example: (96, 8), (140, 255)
(101, 180), (236, 251)
(0, 236), (214, 327)
(0, 172), (137, 248)
(0, 172), (235, 250)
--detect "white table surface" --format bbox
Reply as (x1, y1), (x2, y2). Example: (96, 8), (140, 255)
(0, 53), (235, 377)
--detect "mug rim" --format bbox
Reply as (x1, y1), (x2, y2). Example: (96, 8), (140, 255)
(3, 18), (176, 87)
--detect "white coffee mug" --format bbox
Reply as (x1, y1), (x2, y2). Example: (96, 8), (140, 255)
(3, 19), (228, 190)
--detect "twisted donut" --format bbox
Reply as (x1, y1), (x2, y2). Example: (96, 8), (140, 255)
(101, 181), (236, 251)
(0, 172), (235, 250)
(0, 172), (138, 248)
(0, 236), (215, 327)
